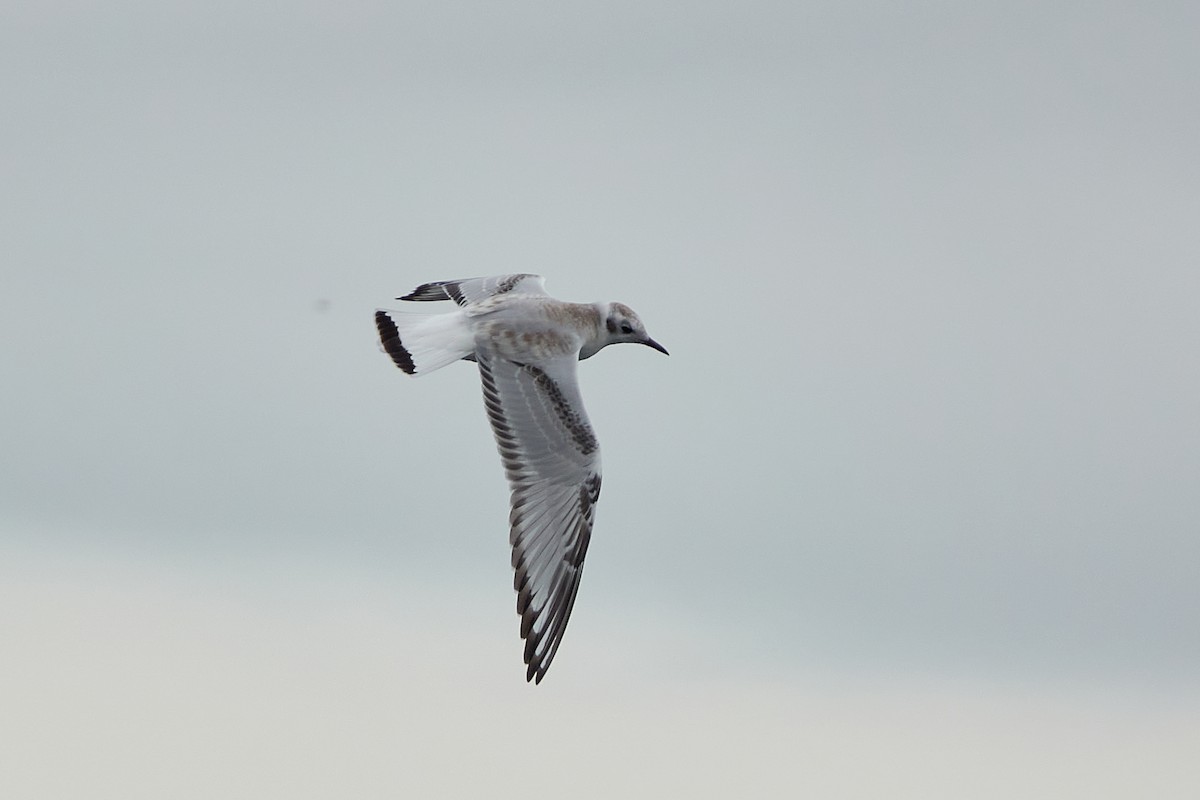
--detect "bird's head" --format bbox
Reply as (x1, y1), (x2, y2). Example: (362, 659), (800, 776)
(602, 302), (668, 356)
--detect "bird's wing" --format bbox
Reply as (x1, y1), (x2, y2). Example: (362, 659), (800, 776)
(400, 275), (548, 306)
(475, 346), (602, 683)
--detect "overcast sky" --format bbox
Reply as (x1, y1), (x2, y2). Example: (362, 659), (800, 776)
(3, 1), (1199, 797)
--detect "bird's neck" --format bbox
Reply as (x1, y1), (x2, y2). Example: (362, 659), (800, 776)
(577, 302), (611, 360)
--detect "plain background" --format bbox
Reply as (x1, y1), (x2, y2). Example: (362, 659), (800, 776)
(3, 2), (1198, 797)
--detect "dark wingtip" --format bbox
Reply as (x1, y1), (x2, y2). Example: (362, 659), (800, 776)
(399, 280), (465, 304)
(374, 311), (416, 374)
(397, 281), (441, 301)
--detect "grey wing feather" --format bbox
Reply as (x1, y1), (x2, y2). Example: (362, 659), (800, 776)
(400, 274), (547, 306)
(476, 347), (602, 683)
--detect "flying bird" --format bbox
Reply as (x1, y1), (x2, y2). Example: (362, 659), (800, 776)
(374, 274), (668, 683)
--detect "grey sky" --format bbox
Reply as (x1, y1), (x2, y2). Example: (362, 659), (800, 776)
(3, 1), (1199, 796)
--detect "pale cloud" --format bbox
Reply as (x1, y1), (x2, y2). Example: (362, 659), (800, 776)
(3, 549), (1197, 799)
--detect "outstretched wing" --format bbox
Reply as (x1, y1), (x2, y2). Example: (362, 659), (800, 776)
(476, 346), (602, 683)
(400, 274), (548, 306)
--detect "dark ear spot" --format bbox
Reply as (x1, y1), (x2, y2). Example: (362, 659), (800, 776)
(606, 316), (618, 333)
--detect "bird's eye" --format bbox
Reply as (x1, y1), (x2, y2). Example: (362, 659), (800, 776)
(620, 323), (633, 334)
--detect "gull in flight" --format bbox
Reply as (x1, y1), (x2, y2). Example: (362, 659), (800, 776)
(374, 274), (668, 683)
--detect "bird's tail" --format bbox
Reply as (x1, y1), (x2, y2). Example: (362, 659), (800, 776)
(374, 308), (475, 376)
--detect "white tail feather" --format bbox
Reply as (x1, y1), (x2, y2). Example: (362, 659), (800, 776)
(375, 309), (475, 376)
